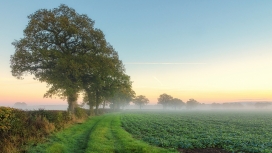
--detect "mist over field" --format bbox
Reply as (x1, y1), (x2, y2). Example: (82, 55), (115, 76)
(10, 101), (272, 111)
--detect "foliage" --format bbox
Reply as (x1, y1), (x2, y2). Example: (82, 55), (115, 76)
(121, 111), (272, 152)
(133, 95), (149, 109)
(74, 107), (88, 119)
(13, 102), (27, 108)
(170, 98), (185, 109)
(255, 102), (272, 108)
(0, 107), (14, 131)
(186, 98), (200, 109)
(0, 107), (87, 153)
(79, 32), (128, 115)
(83, 69), (133, 115)
(108, 74), (135, 110)
(10, 4), (118, 114)
(222, 102), (243, 108)
(10, 4), (133, 115)
(157, 93), (173, 109)
(211, 102), (222, 108)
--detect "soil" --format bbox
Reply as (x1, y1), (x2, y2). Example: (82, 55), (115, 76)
(178, 148), (230, 153)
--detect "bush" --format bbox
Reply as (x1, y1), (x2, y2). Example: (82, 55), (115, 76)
(74, 107), (88, 119)
(0, 107), (15, 132)
(0, 107), (28, 153)
(0, 107), (88, 153)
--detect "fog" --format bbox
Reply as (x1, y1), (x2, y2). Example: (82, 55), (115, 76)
(123, 102), (272, 111)
(12, 104), (69, 111)
(3, 101), (272, 111)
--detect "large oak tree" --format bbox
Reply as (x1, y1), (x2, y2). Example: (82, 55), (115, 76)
(10, 4), (112, 113)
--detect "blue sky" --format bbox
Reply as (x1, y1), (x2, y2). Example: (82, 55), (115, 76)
(1, 1), (272, 105)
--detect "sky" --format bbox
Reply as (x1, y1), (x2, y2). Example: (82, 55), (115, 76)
(1, 0), (272, 106)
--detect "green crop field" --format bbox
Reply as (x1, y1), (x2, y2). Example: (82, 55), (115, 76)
(26, 110), (272, 153)
(121, 110), (272, 153)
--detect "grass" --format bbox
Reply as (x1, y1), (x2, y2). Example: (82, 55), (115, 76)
(27, 113), (177, 153)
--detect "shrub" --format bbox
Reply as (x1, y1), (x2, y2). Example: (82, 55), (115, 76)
(74, 107), (88, 119)
(0, 107), (14, 132)
(0, 107), (88, 153)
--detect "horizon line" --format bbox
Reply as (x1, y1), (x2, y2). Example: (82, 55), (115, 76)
(124, 62), (206, 65)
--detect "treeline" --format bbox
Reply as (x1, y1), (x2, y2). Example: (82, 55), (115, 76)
(132, 93), (272, 110)
(211, 102), (272, 109)
(131, 93), (201, 109)
(10, 4), (135, 116)
(157, 93), (200, 109)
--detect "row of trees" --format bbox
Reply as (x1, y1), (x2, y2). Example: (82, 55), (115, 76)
(158, 93), (200, 109)
(131, 93), (200, 109)
(10, 4), (135, 115)
(133, 96), (272, 109)
(10, 5), (200, 114)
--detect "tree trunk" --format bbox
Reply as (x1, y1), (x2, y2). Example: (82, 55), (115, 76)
(67, 93), (78, 114)
(89, 104), (94, 116)
(103, 100), (106, 110)
(117, 103), (120, 110)
(95, 90), (99, 115)
(95, 102), (99, 115)
(87, 92), (95, 116)
(113, 103), (116, 111)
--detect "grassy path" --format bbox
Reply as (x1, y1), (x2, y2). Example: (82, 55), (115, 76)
(27, 113), (177, 153)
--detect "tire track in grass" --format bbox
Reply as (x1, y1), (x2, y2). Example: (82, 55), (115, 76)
(110, 114), (151, 153)
(110, 116), (124, 153)
(85, 113), (130, 153)
(27, 115), (105, 153)
(75, 116), (106, 153)
(85, 114), (116, 153)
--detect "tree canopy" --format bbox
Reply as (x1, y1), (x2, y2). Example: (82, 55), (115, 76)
(108, 74), (135, 110)
(133, 95), (149, 109)
(186, 99), (200, 109)
(170, 98), (185, 109)
(157, 93), (173, 109)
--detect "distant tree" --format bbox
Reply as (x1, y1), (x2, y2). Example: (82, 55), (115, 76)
(13, 102), (27, 109)
(186, 99), (200, 109)
(157, 93), (173, 109)
(222, 103), (230, 108)
(170, 98), (185, 110)
(211, 103), (221, 108)
(254, 102), (271, 108)
(133, 95), (149, 109)
(222, 102), (243, 108)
